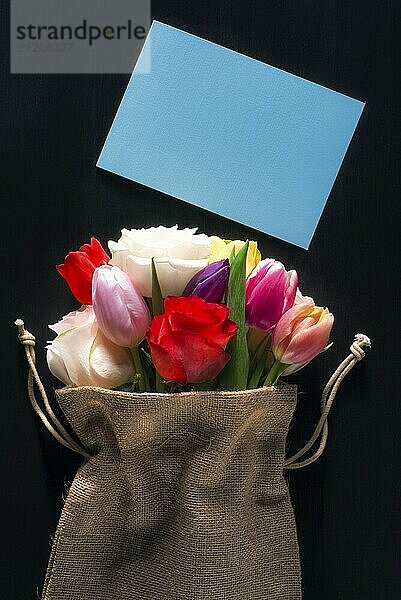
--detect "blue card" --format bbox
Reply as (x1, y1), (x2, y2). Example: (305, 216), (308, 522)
(97, 21), (364, 249)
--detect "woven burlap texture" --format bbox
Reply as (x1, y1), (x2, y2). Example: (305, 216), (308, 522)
(42, 384), (301, 600)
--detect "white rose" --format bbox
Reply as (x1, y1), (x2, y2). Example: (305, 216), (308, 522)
(46, 306), (133, 388)
(108, 225), (210, 297)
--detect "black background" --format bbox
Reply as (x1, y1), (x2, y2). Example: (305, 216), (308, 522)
(1, 1), (401, 598)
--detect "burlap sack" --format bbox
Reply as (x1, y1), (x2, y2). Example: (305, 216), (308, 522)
(16, 319), (369, 599)
(42, 384), (301, 600)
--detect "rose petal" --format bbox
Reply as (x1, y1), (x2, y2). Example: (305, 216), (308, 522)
(124, 255), (208, 297)
(89, 330), (133, 388)
(147, 336), (187, 384)
(108, 226), (211, 296)
(49, 305), (95, 335)
(147, 314), (172, 345)
(51, 324), (95, 386)
(150, 331), (230, 384)
(109, 226), (210, 260)
(46, 343), (73, 386)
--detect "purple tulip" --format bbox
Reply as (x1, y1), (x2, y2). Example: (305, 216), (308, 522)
(245, 258), (298, 331)
(92, 265), (151, 347)
(183, 259), (230, 303)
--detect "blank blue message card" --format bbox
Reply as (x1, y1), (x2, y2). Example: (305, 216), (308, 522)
(97, 21), (364, 248)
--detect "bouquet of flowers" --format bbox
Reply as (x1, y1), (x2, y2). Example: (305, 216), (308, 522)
(48, 225), (334, 393)
(16, 225), (370, 600)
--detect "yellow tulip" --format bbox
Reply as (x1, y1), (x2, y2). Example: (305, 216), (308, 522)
(209, 236), (261, 276)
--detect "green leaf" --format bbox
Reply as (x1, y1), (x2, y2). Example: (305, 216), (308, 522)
(140, 346), (155, 390)
(218, 241), (249, 390)
(247, 358), (265, 389)
(140, 347), (153, 364)
(151, 258), (166, 393)
(247, 333), (271, 389)
(151, 258), (164, 316)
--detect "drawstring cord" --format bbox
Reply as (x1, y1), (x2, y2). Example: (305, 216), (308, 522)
(284, 333), (371, 470)
(15, 319), (370, 466)
(15, 319), (90, 459)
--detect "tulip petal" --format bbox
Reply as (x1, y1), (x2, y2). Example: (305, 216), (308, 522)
(183, 259), (229, 302)
(56, 252), (95, 305)
(281, 360), (310, 376)
(245, 258), (298, 331)
(272, 302), (315, 353)
(56, 237), (109, 305)
(209, 236), (230, 263)
(209, 237), (261, 277)
(294, 289), (315, 306)
(284, 312), (334, 364)
(283, 270), (298, 313)
(92, 265), (150, 347)
(245, 258), (275, 299)
(79, 237), (110, 265)
(152, 258), (210, 298)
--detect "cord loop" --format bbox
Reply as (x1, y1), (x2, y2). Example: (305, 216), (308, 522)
(15, 318), (91, 459)
(284, 333), (371, 470)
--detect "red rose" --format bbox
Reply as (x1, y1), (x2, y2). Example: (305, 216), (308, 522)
(56, 237), (109, 305)
(147, 295), (238, 384)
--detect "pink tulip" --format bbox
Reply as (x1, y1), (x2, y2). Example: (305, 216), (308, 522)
(92, 265), (151, 347)
(273, 302), (334, 365)
(294, 288), (314, 306)
(245, 258), (298, 330)
(263, 302), (334, 385)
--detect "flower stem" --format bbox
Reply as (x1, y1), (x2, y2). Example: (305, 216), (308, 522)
(155, 374), (165, 393)
(151, 257), (165, 393)
(263, 360), (287, 387)
(247, 359), (265, 389)
(247, 332), (271, 389)
(130, 346), (145, 392)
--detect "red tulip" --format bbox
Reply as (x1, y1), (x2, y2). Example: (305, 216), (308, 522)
(146, 295), (237, 384)
(56, 237), (109, 305)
